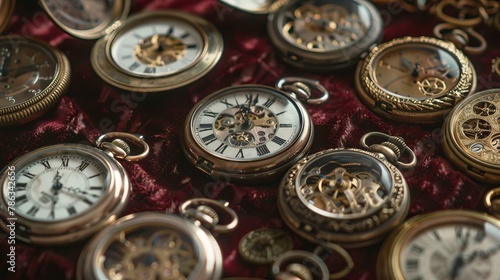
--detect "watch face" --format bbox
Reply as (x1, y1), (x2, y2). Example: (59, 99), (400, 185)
(7, 148), (109, 222)
(392, 211), (500, 280)
(371, 42), (461, 99)
(41, 0), (111, 31)
(279, 0), (370, 52)
(190, 86), (304, 161)
(295, 150), (393, 218)
(0, 38), (58, 108)
(109, 15), (205, 78)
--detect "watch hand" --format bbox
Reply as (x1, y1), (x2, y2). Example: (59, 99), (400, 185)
(52, 171), (63, 191)
(62, 186), (100, 198)
(449, 229), (471, 279)
(0, 63), (49, 80)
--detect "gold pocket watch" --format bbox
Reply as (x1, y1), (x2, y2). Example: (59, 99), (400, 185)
(355, 36), (477, 124)
(40, 0), (223, 92)
(0, 35), (71, 127)
(377, 210), (500, 280)
(77, 198), (238, 280)
(0, 0), (14, 34)
(278, 132), (417, 248)
(267, 0), (383, 71)
(442, 88), (500, 184)
(0, 132), (149, 245)
(181, 77), (329, 184)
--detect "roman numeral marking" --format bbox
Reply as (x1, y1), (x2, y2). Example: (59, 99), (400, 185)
(202, 110), (218, 118)
(22, 171), (35, 179)
(475, 230), (486, 243)
(202, 134), (217, 145)
(88, 173), (101, 179)
(279, 124), (292, 128)
(263, 97), (276, 108)
(405, 259), (419, 271)
(144, 67), (156, 74)
(41, 159), (51, 169)
(129, 62), (140, 71)
(276, 111), (286, 116)
(26, 205), (40, 216)
(220, 98), (234, 107)
(186, 44), (197, 49)
(410, 244), (424, 255)
(166, 26), (173, 36)
(215, 143), (228, 154)
(82, 198), (94, 206)
(256, 145), (270, 156)
(90, 186), (103, 191)
(16, 183), (27, 192)
(236, 149), (244, 158)
(271, 136), (286, 146)
(180, 32), (189, 39)
(67, 206), (77, 216)
(16, 195), (28, 206)
(77, 161), (89, 171)
(432, 230), (441, 241)
(61, 157), (69, 167)
(198, 123), (213, 132)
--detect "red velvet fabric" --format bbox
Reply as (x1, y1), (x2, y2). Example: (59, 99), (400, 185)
(1, 0), (499, 279)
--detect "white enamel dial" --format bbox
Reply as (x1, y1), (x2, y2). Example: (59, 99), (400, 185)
(13, 153), (109, 222)
(191, 87), (303, 161)
(110, 18), (204, 77)
(399, 221), (500, 280)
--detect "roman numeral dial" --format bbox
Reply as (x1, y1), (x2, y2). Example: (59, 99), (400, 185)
(191, 86), (304, 160)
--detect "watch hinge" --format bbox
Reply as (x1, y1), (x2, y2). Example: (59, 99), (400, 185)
(375, 100), (394, 112)
(467, 165), (485, 177)
(195, 157), (214, 174)
(105, 21), (123, 35)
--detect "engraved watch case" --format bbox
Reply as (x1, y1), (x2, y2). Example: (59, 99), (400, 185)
(442, 88), (500, 184)
(278, 132), (416, 248)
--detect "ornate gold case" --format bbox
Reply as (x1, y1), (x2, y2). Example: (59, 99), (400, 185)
(442, 88), (500, 184)
(355, 36), (477, 124)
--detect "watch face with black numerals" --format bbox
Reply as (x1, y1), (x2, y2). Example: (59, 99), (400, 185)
(182, 84), (314, 183)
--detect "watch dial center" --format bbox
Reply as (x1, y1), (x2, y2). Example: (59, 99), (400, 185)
(135, 34), (187, 67)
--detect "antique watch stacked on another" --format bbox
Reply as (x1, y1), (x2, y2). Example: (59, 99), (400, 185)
(267, 0), (383, 71)
(355, 36), (477, 124)
(0, 35), (71, 126)
(181, 77), (328, 184)
(278, 132), (417, 248)
(77, 198), (238, 280)
(378, 188), (500, 280)
(0, 132), (149, 244)
(442, 88), (500, 184)
(40, 0), (223, 92)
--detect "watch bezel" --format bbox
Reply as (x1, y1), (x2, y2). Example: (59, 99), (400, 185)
(0, 144), (130, 245)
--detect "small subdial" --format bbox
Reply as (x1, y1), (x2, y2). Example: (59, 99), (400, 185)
(103, 229), (198, 280)
(418, 77), (447, 96)
(135, 34), (187, 67)
(462, 119), (492, 140)
(283, 3), (366, 51)
(214, 105), (278, 148)
(473, 101), (496, 116)
(300, 162), (386, 215)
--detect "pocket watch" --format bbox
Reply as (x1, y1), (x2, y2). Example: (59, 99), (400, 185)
(0, 0), (14, 34)
(442, 88), (500, 184)
(76, 198), (238, 280)
(377, 210), (500, 280)
(181, 77), (329, 184)
(267, 0), (383, 71)
(0, 35), (71, 127)
(355, 36), (477, 124)
(278, 132), (417, 248)
(41, 0), (223, 92)
(0, 132), (149, 245)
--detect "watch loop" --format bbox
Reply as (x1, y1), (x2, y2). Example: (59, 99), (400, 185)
(434, 0), (499, 28)
(484, 187), (500, 219)
(276, 77), (329, 105)
(359, 132), (417, 170)
(95, 132), (150, 161)
(313, 241), (355, 279)
(433, 23), (487, 55)
(179, 198), (238, 233)
(271, 250), (330, 280)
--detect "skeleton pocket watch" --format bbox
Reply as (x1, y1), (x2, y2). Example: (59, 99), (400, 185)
(442, 88), (500, 184)
(40, 0), (223, 92)
(267, 0), (383, 71)
(0, 132), (149, 245)
(181, 77), (329, 184)
(355, 36), (477, 124)
(77, 198), (238, 280)
(278, 132), (417, 248)
(0, 35), (71, 127)
(377, 210), (500, 280)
